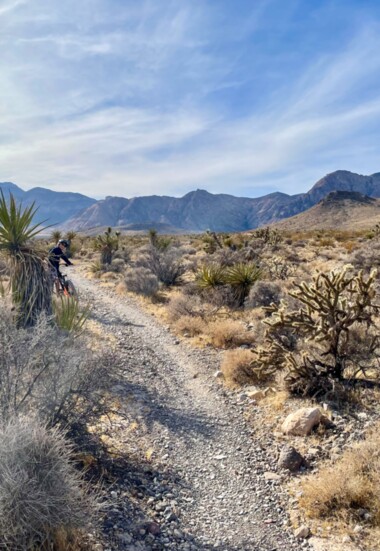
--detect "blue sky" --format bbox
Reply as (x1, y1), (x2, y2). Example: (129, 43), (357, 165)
(1, 0), (380, 199)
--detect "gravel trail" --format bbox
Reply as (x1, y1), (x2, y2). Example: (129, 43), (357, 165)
(74, 270), (310, 551)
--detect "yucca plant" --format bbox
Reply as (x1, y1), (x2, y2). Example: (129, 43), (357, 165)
(94, 227), (120, 267)
(196, 264), (226, 288)
(225, 263), (262, 307)
(51, 230), (62, 243)
(53, 296), (90, 334)
(0, 192), (52, 327)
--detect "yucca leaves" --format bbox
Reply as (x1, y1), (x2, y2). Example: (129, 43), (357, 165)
(196, 262), (261, 307)
(224, 263), (262, 306)
(0, 192), (52, 327)
(53, 296), (90, 334)
(196, 264), (226, 288)
(0, 192), (46, 251)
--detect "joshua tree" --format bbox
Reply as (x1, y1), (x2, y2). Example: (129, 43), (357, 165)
(94, 227), (120, 267)
(0, 192), (52, 327)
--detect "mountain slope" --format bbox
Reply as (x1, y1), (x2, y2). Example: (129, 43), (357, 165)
(64, 170), (380, 232)
(273, 191), (380, 231)
(0, 182), (96, 225)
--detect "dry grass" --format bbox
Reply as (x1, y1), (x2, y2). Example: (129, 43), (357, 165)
(208, 319), (254, 348)
(221, 349), (255, 386)
(173, 315), (207, 337)
(299, 424), (380, 530)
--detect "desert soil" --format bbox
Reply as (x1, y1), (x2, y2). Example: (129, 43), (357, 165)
(74, 268), (314, 551)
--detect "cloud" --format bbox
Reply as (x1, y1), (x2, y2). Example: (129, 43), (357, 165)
(0, 0), (25, 17)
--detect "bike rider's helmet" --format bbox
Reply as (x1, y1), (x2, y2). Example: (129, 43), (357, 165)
(58, 239), (69, 247)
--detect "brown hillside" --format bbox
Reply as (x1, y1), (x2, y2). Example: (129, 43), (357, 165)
(273, 191), (380, 231)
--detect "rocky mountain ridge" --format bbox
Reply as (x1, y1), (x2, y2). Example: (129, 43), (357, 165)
(64, 170), (380, 231)
(2, 170), (380, 231)
(0, 181), (96, 225)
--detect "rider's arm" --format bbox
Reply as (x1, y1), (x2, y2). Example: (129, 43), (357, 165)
(61, 253), (73, 266)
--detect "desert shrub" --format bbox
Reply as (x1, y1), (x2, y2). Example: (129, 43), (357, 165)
(348, 243), (380, 274)
(167, 294), (207, 321)
(113, 246), (131, 263)
(0, 303), (116, 429)
(245, 281), (283, 309)
(221, 349), (257, 386)
(138, 245), (186, 286)
(173, 315), (207, 337)
(299, 425), (380, 528)
(124, 267), (159, 297)
(0, 417), (93, 550)
(109, 258), (125, 273)
(208, 319), (254, 348)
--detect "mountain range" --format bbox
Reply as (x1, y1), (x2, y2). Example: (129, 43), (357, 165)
(0, 182), (96, 225)
(1, 170), (380, 232)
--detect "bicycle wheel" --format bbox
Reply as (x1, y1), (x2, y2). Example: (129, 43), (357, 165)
(65, 279), (78, 298)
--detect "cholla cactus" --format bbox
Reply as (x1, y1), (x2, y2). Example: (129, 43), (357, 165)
(260, 267), (380, 395)
(253, 227), (282, 245)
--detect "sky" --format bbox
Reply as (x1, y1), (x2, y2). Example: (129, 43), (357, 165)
(1, 0), (380, 199)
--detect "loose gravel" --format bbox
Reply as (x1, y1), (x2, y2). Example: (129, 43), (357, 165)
(74, 270), (311, 551)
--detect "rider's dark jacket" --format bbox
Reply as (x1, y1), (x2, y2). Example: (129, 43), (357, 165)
(48, 246), (72, 275)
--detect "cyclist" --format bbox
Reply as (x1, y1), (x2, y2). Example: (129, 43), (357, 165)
(49, 239), (73, 293)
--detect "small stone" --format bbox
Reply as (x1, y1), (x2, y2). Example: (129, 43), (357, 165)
(278, 445), (304, 472)
(264, 472), (282, 481)
(146, 522), (161, 535)
(214, 370), (224, 379)
(246, 389), (266, 401)
(294, 525), (310, 539)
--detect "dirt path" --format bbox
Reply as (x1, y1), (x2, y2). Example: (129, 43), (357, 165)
(74, 269), (310, 551)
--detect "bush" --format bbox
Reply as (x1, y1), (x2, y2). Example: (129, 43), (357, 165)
(125, 267), (159, 297)
(173, 315), (207, 337)
(109, 258), (125, 273)
(167, 294), (207, 321)
(0, 417), (93, 550)
(208, 319), (254, 348)
(299, 424), (380, 528)
(0, 302), (116, 429)
(245, 281), (283, 309)
(137, 245), (186, 286)
(221, 349), (257, 386)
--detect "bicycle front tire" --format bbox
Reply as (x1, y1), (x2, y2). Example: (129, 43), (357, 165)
(65, 280), (78, 298)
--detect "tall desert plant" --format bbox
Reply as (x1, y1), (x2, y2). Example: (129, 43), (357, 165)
(94, 226), (120, 267)
(0, 192), (52, 327)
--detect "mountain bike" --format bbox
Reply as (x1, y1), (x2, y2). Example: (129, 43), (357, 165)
(58, 272), (77, 298)
(51, 266), (77, 298)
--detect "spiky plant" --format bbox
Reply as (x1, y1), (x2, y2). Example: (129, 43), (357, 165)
(196, 264), (226, 289)
(224, 263), (262, 307)
(0, 192), (52, 327)
(51, 230), (62, 243)
(65, 231), (77, 241)
(94, 227), (120, 267)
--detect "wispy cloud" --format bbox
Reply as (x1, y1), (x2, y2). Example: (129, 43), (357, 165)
(0, 0), (25, 17)
(1, 0), (380, 198)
